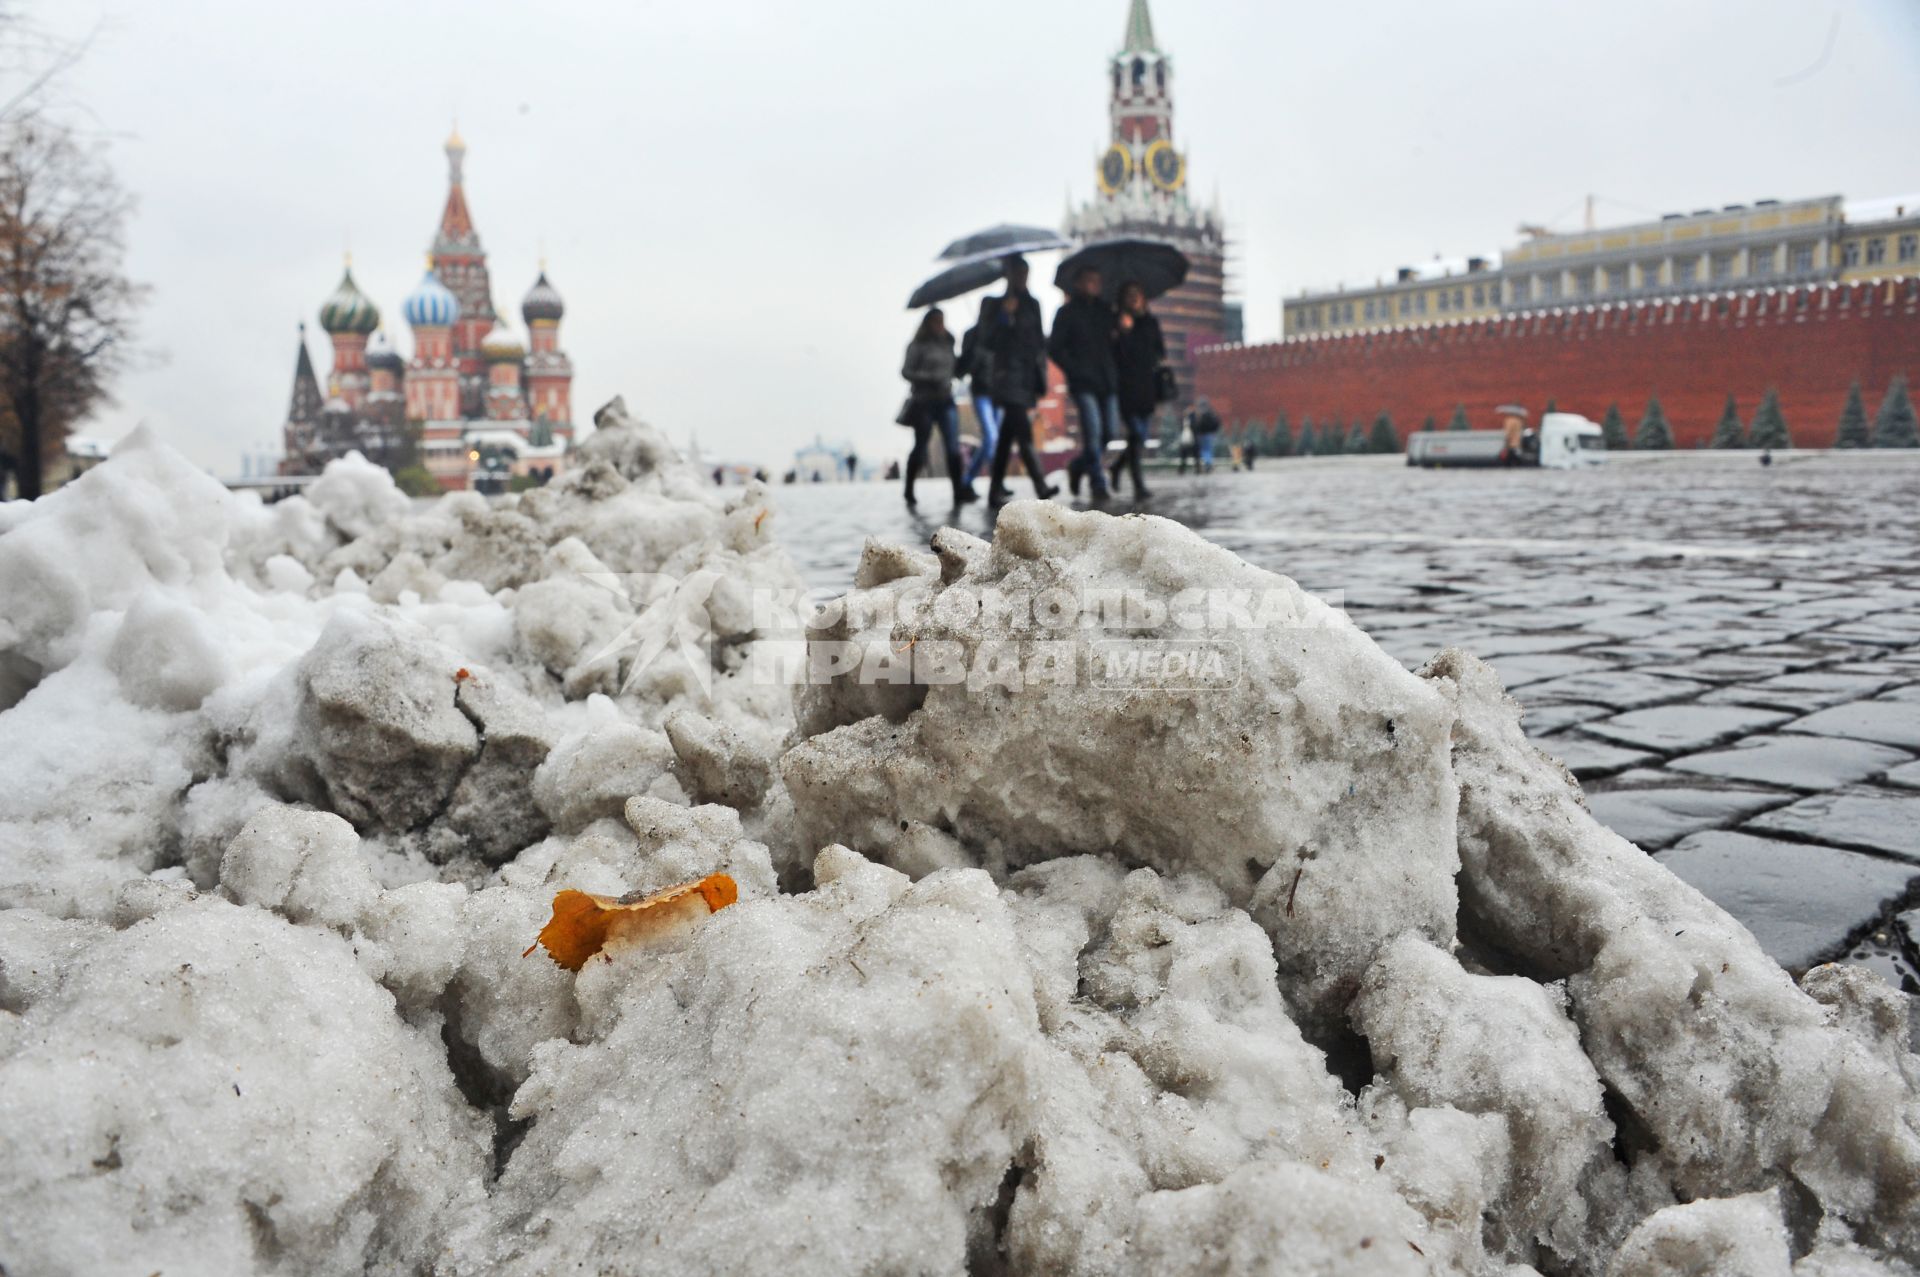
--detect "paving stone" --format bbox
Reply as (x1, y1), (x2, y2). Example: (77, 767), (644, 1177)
(1534, 733), (1657, 779)
(1655, 831), (1920, 972)
(1786, 699), (1920, 750)
(1745, 787), (1920, 862)
(1587, 786), (1789, 851)
(1881, 685), (1920, 703)
(1456, 632), (1602, 658)
(1521, 703), (1612, 736)
(1888, 761), (1920, 792)
(1634, 654), (1803, 683)
(1669, 734), (1914, 792)
(1699, 671), (1897, 713)
(1487, 652), (1613, 689)
(1517, 669), (1709, 710)
(1584, 704), (1792, 755)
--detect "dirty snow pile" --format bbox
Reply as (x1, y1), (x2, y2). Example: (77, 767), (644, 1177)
(1, 405), (1918, 1276)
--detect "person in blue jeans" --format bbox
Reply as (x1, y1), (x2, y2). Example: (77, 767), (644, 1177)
(1189, 400), (1223, 473)
(1047, 266), (1118, 502)
(957, 309), (1000, 486)
(1108, 280), (1164, 499)
(900, 307), (974, 507)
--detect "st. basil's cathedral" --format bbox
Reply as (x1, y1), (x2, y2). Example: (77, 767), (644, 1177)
(281, 129), (575, 490)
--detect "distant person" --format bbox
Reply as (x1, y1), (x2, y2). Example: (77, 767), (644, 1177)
(982, 256), (1056, 507)
(956, 310), (999, 490)
(782, 469), (796, 484)
(754, 467), (769, 483)
(1191, 399), (1222, 473)
(1176, 415), (1195, 474)
(1760, 448), (1773, 468)
(1108, 280), (1163, 499)
(899, 307), (973, 507)
(1048, 266), (1117, 502)
(845, 451), (859, 482)
(712, 466), (725, 486)
(1242, 436), (1258, 471)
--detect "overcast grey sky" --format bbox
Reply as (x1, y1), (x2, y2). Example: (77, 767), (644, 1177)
(30, 0), (1920, 475)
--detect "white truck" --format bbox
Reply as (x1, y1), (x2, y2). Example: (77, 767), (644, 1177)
(1406, 408), (1607, 469)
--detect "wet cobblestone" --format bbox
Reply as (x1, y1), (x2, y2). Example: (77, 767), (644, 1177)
(774, 451), (1920, 980)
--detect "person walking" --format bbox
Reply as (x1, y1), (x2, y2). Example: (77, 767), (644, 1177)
(1108, 280), (1163, 499)
(956, 310), (1000, 489)
(900, 308), (973, 507)
(1191, 398), (1222, 473)
(982, 257), (1056, 507)
(1047, 267), (1117, 502)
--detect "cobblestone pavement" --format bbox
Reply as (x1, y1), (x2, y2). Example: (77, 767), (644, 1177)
(774, 450), (1920, 986)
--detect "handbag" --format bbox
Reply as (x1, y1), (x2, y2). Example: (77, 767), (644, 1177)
(895, 397), (919, 427)
(1153, 363), (1179, 404)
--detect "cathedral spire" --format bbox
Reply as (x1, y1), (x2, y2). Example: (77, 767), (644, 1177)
(1122, 0), (1157, 53)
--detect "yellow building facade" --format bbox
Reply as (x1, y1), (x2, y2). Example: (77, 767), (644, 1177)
(1284, 192), (1920, 339)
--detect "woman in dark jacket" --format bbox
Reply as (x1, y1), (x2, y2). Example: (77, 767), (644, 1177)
(1109, 280), (1165, 499)
(981, 256), (1057, 506)
(900, 308), (973, 506)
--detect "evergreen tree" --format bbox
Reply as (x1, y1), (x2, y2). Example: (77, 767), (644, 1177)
(1747, 388), (1791, 449)
(1296, 419), (1317, 457)
(1270, 412), (1294, 457)
(1709, 395), (1745, 448)
(1633, 395), (1674, 450)
(1446, 404), (1471, 432)
(1835, 382), (1870, 448)
(1600, 403), (1629, 449)
(1320, 419), (1344, 455)
(1345, 421), (1368, 454)
(1421, 414), (1437, 433)
(1874, 375), (1919, 448)
(1368, 411), (1399, 453)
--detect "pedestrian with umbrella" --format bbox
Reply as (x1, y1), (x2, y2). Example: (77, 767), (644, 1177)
(898, 307), (973, 507)
(980, 256), (1055, 507)
(956, 306), (999, 490)
(1048, 265), (1119, 502)
(1109, 279), (1167, 499)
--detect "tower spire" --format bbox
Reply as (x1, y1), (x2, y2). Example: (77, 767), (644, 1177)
(1122, 0), (1157, 53)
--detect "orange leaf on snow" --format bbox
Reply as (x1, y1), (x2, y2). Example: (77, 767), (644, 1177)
(522, 874), (739, 971)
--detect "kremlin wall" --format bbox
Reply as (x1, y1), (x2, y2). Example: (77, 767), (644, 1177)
(1198, 277), (1920, 448)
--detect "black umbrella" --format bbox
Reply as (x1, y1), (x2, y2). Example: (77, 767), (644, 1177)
(938, 223), (1072, 261)
(906, 250), (1011, 310)
(1054, 238), (1190, 302)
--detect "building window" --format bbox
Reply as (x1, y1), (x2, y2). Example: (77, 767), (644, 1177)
(1511, 276), (1531, 303)
(1867, 237), (1887, 265)
(1540, 274), (1562, 300)
(1362, 299), (1374, 320)
(1470, 284), (1483, 307)
(1900, 234), (1918, 263)
(1399, 294), (1411, 316)
(1640, 261), (1663, 289)
(1573, 269), (1594, 296)
(1843, 241), (1861, 268)
(1414, 291), (1428, 314)
(1710, 252), (1736, 281)
(1749, 245), (1778, 276)
(1606, 265), (1629, 293)
(1789, 242), (1814, 273)
(1673, 256), (1697, 286)
(1453, 287), (1465, 309)
(1437, 289), (1450, 312)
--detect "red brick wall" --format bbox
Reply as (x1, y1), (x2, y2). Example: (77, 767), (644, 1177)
(1198, 279), (1920, 447)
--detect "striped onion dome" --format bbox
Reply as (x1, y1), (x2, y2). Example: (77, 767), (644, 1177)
(521, 270), (564, 323)
(402, 268), (460, 328)
(481, 319), (525, 361)
(318, 265), (380, 335)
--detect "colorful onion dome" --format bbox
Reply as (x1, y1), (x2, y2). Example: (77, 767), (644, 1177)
(481, 319), (526, 361)
(521, 270), (565, 324)
(365, 328), (405, 372)
(403, 267), (460, 328)
(318, 264), (380, 336)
